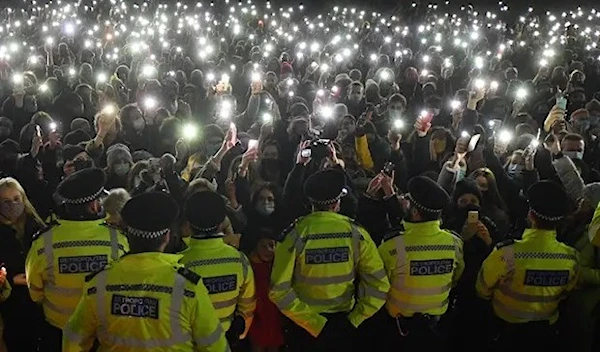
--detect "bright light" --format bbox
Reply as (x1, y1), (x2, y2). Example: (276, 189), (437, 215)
(320, 64), (329, 72)
(461, 131), (470, 138)
(12, 73), (23, 85)
(221, 73), (230, 84)
(183, 123), (198, 140)
(69, 68), (76, 77)
(321, 106), (333, 119)
(29, 56), (38, 64)
(474, 56), (484, 69)
(97, 73), (107, 83)
(370, 53), (377, 61)
(490, 81), (499, 90)
(530, 139), (540, 148)
(251, 72), (261, 82)
(102, 105), (117, 115)
(394, 119), (404, 129)
(516, 88), (528, 100)
(286, 79), (294, 87)
(144, 97), (157, 110)
(499, 130), (513, 143)
(317, 89), (325, 97)
(450, 100), (461, 110)
(64, 23), (75, 35)
(380, 70), (391, 80)
(262, 113), (273, 123)
(49, 122), (57, 132)
(474, 79), (485, 89)
(39, 84), (48, 93)
(207, 73), (215, 81)
(142, 65), (156, 77)
(539, 58), (548, 67)
(45, 37), (54, 45)
(423, 55), (430, 63)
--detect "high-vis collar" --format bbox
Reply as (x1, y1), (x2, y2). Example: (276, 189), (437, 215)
(188, 236), (225, 248)
(403, 220), (442, 234)
(121, 252), (184, 266)
(521, 228), (557, 241)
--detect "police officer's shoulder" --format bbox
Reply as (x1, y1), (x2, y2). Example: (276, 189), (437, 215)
(383, 228), (404, 242)
(31, 221), (60, 241)
(278, 217), (303, 242)
(85, 263), (110, 283)
(444, 230), (463, 242)
(347, 218), (367, 239)
(176, 266), (201, 285)
(495, 238), (515, 250)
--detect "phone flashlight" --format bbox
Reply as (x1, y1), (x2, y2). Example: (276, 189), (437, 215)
(248, 139), (259, 150)
(474, 79), (486, 89)
(262, 112), (273, 123)
(499, 130), (513, 143)
(394, 119), (404, 129)
(490, 81), (499, 90)
(461, 130), (470, 138)
(321, 106), (334, 119)
(183, 123), (198, 140)
(450, 100), (461, 110)
(516, 88), (528, 100)
(251, 72), (261, 82)
(49, 122), (57, 132)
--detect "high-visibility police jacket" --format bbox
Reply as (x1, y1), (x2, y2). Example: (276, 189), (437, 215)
(62, 253), (230, 352)
(269, 212), (390, 337)
(25, 219), (129, 329)
(476, 228), (580, 324)
(589, 202), (600, 247)
(180, 236), (256, 336)
(378, 220), (464, 318)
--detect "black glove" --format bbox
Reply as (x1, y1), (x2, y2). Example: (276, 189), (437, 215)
(226, 315), (245, 343)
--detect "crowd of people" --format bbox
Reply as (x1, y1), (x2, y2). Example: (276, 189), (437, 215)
(0, 0), (600, 350)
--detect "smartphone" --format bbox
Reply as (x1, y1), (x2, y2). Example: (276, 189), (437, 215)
(467, 211), (479, 224)
(557, 96), (567, 110)
(248, 139), (259, 150)
(36, 125), (42, 138)
(467, 134), (481, 152)
(419, 113), (433, 132)
(383, 161), (395, 176)
(229, 122), (237, 145)
(301, 149), (312, 158)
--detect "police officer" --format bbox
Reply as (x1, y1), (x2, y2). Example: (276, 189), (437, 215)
(180, 191), (256, 346)
(269, 169), (390, 352)
(377, 176), (464, 351)
(25, 168), (129, 351)
(476, 181), (579, 352)
(62, 192), (229, 352)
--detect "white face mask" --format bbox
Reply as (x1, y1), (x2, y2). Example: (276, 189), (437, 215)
(256, 201), (275, 216)
(563, 150), (584, 160)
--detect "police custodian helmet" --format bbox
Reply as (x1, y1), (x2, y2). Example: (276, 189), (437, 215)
(406, 176), (450, 214)
(184, 191), (226, 235)
(121, 192), (179, 239)
(527, 181), (568, 221)
(304, 169), (348, 205)
(57, 167), (106, 205)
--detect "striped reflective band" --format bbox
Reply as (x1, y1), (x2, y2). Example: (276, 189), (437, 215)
(185, 257), (241, 267)
(271, 281), (292, 291)
(212, 297), (238, 309)
(29, 284), (43, 292)
(170, 275), (187, 346)
(43, 231), (55, 287)
(494, 300), (553, 321)
(37, 238), (124, 256)
(44, 299), (74, 315)
(300, 289), (354, 306)
(274, 290), (297, 310)
(108, 228), (119, 260)
(359, 284), (388, 300)
(63, 326), (86, 345)
(405, 245), (455, 252)
(304, 232), (354, 240)
(514, 252), (577, 261)
(295, 272), (355, 285)
(196, 325), (225, 347)
(104, 283), (195, 298)
(498, 286), (563, 303)
(44, 283), (82, 296)
(220, 312), (234, 324)
(366, 269), (387, 281)
(389, 296), (449, 311)
(100, 331), (192, 348)
(238, 296), (256, 304)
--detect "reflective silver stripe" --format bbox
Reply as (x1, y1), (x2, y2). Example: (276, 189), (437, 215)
(275, 290), (297, 309)
(212, 297), (238, 309)
(362, 285), (388, 300)
(392, 236), (407, 290)
(185, 258), (241, 267)
(109, 228), (119, 260)
(494, 300), (554, 321)
(498, 286), (563, 303)
(43, 230), (55, 286)
(45, 284), (81, 296)
(390, 296), (449, 311)
(501, 246), (516, 284)
(289, 230), (306, 254)
(367, 269), (387, 281)
(295, 272), (354, 285)
(301, 289), (353, 306)
(271, 281), (292, 291)
(44, 298), (74, 315)
(63, 325), (85, 344)
(350, 225), (361, 264)
(96, 271), (108, 327)
(102, 333), (192, 348)
(171, 274), (186, 344)
(240, 254), (249, 281)
(196, 325), (224, 347)
(452, 236), (462, 264)
(30, 284), (43, 292)
(395, 282), (452, 295)
(589, 223), (600, 243)
(238, 296), (256, 304)
(220, 312), (234, 324)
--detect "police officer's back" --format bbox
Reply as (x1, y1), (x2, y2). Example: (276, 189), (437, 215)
(476, 181), (579, 352)
(180, 191), (256, 345)
(25, 168), (129, 351)
(378, 176), (464, 351)
(269, 169), (390, 352)
(62, 192), (229, 352)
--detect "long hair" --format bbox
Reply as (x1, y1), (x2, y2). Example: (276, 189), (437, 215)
(0, 177), (45, 226)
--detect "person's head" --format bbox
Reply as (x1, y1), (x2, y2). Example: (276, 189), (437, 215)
(58, 168), (107, 217)
(106, 144), (133, 178)
(505, 150), (525, 180)
(504, 67), (518, 81)
(404, 176), (450, 222)
(184, 190), (226, 237)
(103, 188), (131, 226)
(62, 145), (94, 176)
(469, 168), (507, 210)
(347, 82), (364, 103)
(569, 88), (587, 111)
(452, 179), (482, 210)
(122, 192), (179, 253)
(252, 182), (280, 216)
(388, 94), (407, 115)
(349, 69), (362, 82)
(527, 181), (568, 230)
(561, 133), (585, 160)
(0, 117), (13, 142)
(338, 115), (356, 140)
(202, 124), (225, 157)
(31, 111), (54, 136)
(287, 117), (310, 139)
(430, 128), (453, 156)
(119, 104), (145, 134)
(252, 228), (277, 262)
(70, 118), (92, 136)
(0, 177), (44, 225)
(304, 169), (347, 213)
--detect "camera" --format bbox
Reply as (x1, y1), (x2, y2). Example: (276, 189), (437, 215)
(383, 162), (395, 176)
(301, 139), (330, 160)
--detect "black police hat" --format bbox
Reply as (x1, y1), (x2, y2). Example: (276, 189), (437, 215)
(527, 181), (568, 221)
(121, 192), (179, 239)
(407, 176), (450, 214)
(184, 191), (226, 235)
(304, 169), (348, 205)
(57, 168), (106, 205)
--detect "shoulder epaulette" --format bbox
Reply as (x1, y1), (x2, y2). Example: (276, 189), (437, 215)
(495, 239), (515, 250)
(85, 264), (109, 283)
(31, 221), (59, 241)
(383, 229), (404, 241)
(177, 267), (201, 285)
(278, 218), (301, 242)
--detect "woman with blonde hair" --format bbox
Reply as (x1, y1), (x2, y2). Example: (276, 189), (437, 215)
(0, 177), (46, 351)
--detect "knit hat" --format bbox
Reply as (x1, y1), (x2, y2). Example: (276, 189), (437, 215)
(185, 191), (226, 235)
(63, 144), (87, 162)
(121, 192), (179, 239)
(407, 176), (450, 214)
(453, 179), (483, 204)
(527, 181), (568, 221)
(583, 183), (600, 209)
(70, 118), (91, 134)
(132, 150), (153, 162)
(63, 129), (91, 146)
(106, 143), (132, 166)
(203, 124), (225, 140)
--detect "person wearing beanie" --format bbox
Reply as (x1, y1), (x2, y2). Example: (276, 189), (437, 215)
(63, 129), (91, 146)
(377, 176), (464, 351)
(63, 192), (229, 352)
(25, 168), (129, 350)
(102, 188), (131, 228)
(270, 169), (390, 351)
(180, 191), (256, 346)
(477, 181), (579, 352)
(69, 118), (92, 136)
(62, 144), (94, 177)
(105, 143), (133, 190)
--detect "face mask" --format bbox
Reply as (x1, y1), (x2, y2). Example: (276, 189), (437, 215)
(114, 163), (131, 176)
(0, 200), (25, 221)
(73, 158), (93, 171)
(563, 151), (584, 160)
(256, 201), (275, 216)
(132, 119), (145, 131)
(507, 163), (524, 179)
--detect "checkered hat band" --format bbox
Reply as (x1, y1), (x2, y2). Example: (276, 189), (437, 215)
(63, 187), (105, 205)
(189, 223), (219, 235)
(126, 226), (169, 239)
(530, 208), (564, 222)
(309, 188), (347, 205)
(407, 193), (442, 214)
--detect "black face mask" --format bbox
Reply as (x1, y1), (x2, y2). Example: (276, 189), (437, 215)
(73, 158), (94, 171)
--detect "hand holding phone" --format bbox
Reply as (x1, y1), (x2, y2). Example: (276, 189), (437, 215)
(467, 211), (479, 224)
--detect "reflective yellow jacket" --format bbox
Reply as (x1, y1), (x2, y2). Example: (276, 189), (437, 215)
(269, 212), (390, 337)
(62, 253), (230, 352)
(180, 237), (256, 336)
(378, 220), (464, 318)
(476, 228), (580, 324)
(25, 220), (129, 329)
(589, 202), (600, 247)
